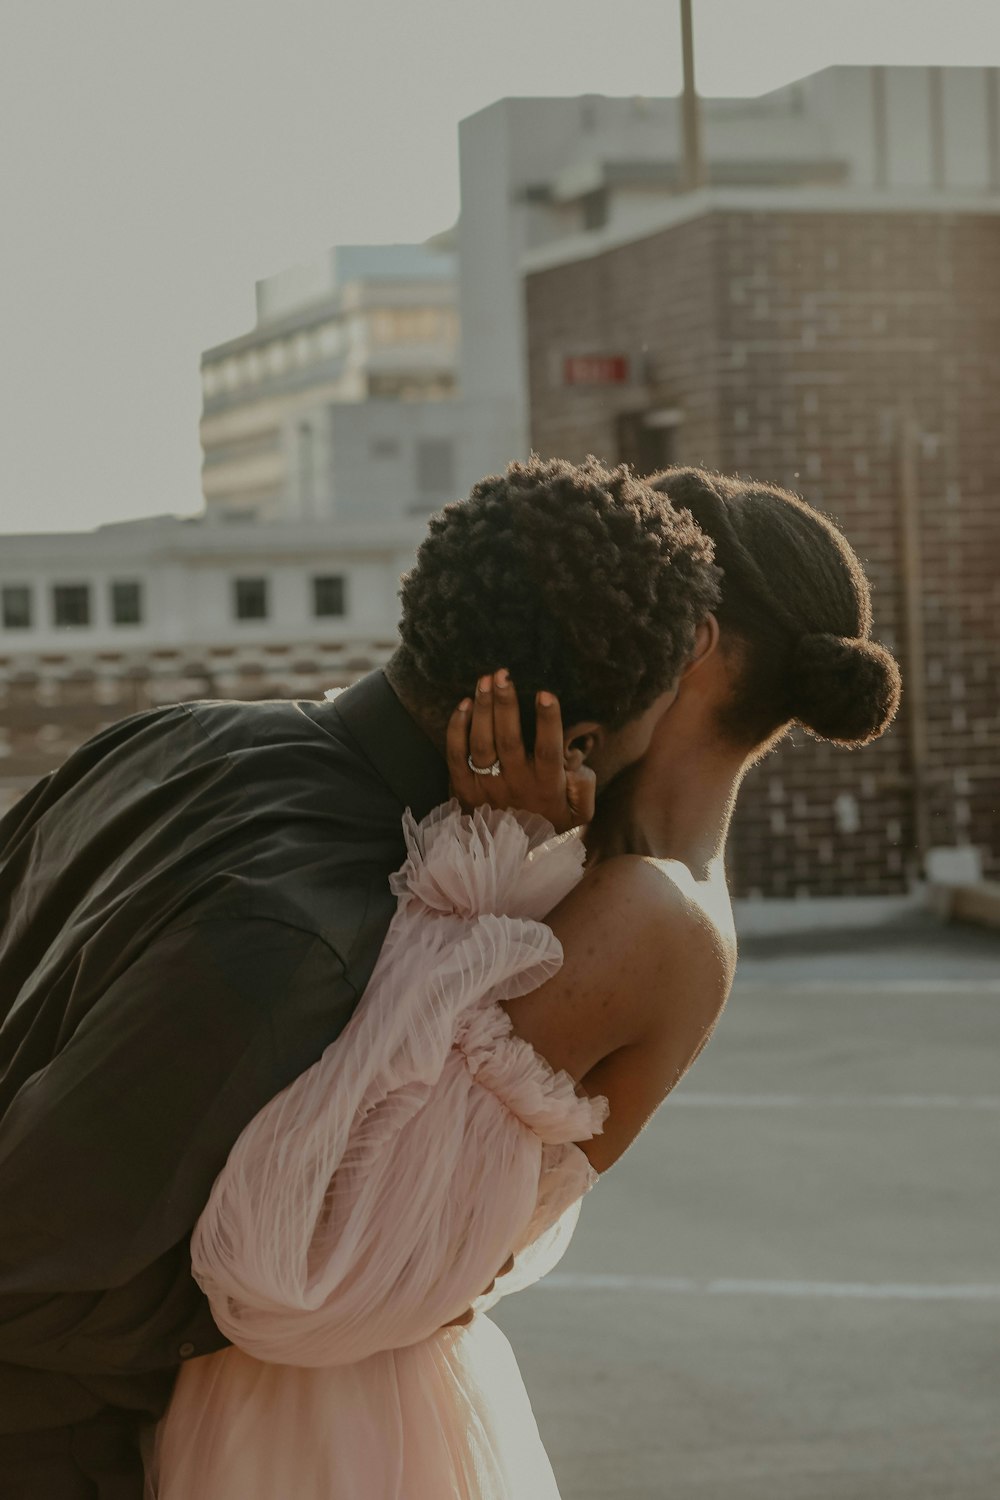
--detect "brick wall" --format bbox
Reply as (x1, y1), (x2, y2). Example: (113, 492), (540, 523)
(0, 643), (394, 818)
(526, 208), (1000, 896)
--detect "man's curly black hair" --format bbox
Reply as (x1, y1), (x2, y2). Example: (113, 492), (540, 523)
(391, 454), (721, 742)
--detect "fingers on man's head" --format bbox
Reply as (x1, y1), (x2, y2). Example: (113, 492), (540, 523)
(533, 691), (565, 781)
(492, 669), (528, 771)
(469, 674), (499, 770)
(446, 697), (479, 802)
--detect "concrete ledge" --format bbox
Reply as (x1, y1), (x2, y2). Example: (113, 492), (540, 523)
(932, 882), (1000, 932)
(733, 894), (922, 938)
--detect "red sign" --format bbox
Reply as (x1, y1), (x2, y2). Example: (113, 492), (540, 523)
(563, 354), (630, 386)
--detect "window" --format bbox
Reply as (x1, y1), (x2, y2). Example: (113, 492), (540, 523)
(265, 341), (289, 376)
(233, 577), (269, 620)
(580, 188), (609, 231)
(297, 422), (316, 512)
(52, 584), (91, 628)
(293, 332), (313, 367)
(370, 309), (449, 345)
(110, 580), (143, 625)
(367, 373), (456, 400)
(312, 575), (346, 618)
(370, 437), (400, 459)
(1, 585), (32, 629)
(415, 438), (455, 501)
(318, 322), (344, 359)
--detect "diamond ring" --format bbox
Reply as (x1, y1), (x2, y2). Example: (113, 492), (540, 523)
(467, 754), (502, 777)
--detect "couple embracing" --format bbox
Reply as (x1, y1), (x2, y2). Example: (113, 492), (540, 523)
(0, 457), (900, 1498)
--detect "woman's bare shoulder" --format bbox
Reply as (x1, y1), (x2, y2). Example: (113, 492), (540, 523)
(499, 851), (734, 1097)
(555, 851), (734, 984)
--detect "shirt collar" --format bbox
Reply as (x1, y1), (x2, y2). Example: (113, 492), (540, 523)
(328, 668), (450, 822)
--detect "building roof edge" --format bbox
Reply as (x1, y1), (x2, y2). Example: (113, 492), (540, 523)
(520, 187), (1000, 276)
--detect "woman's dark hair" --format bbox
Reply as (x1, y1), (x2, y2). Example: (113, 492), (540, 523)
(393, 455), (720, 740)
(649, 467), (901, 748)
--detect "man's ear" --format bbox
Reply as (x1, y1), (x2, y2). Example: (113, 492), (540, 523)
(562, 721), (602, 765)
(682, 613), (720, 677)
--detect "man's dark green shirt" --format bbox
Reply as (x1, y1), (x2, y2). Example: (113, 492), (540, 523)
(0, 672), (449, 1457)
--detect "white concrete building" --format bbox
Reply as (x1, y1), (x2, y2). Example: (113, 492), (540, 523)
(200, 243), (459, 521)
(0, 514), (422, 813)
(0, 514), (419, 657)
(455, 65), (1000, 489)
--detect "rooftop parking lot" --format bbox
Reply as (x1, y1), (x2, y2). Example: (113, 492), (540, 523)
(493, 915), (1000, 1499)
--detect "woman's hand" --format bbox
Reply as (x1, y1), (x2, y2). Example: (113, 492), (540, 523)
(439, 1253), (516, 1331)
(446, 671), (597, 833)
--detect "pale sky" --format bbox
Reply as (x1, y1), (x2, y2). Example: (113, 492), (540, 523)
(1, 0), (998, 533)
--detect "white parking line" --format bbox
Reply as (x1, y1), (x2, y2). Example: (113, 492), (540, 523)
(669, 1093), (1000, 1108)
(538, 1272), (1000, 1301)
(734, 979), (1000, 995)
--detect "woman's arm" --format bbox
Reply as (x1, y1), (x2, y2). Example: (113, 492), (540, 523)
(500, 855), (734, 1175)
(445, 677), (733, 1174)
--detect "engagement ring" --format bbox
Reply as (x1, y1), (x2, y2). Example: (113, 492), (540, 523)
(467, 754), (502, 777)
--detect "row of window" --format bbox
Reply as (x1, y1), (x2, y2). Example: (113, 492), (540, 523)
(366, 372), (456, 401)
(232, 575), (346, 621)
(368, 308), (458, 347)
(202, 322), (346, 398)
(200, 308), (457, 401)
(0, 576), (347, 631)
(2, 581), (142, 630)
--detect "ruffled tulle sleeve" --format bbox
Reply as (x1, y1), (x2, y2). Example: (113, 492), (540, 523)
(189, 802), (609, 1369)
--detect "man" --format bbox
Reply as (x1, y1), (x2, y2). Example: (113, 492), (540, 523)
(0, 455), (718, 1496)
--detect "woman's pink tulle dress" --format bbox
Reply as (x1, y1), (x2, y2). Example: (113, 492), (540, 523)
(147, 802), (610, 1500)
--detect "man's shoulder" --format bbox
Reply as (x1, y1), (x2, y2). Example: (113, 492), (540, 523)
(61, 695), (364, 799)
(24, 697), (339, 780)
(0, 692), (402, 938)
(176, 695), (339, 747)
(87, 694), (343, 745)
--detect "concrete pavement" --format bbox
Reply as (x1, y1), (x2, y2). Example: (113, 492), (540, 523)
(491, 916), (1000, 1499)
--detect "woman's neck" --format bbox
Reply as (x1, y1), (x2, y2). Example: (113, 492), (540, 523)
(586, 728), (749, 881)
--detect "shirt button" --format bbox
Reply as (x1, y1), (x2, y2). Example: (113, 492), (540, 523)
(178, 1342), (196, 1359)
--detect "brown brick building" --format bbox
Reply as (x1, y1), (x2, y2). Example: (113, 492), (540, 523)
(0, 645), (395, 821)
(525, 201), (1000, 896)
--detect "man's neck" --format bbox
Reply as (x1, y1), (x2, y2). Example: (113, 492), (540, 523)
(383, 654), (448, 754)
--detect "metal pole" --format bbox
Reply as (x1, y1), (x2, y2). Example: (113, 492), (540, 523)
(872, 66), (889, 191)
(985, 67), (1000, 193)
(679, 0), (705, 192)
(928, 67), (946, 191)
(896, 406), (932, 875)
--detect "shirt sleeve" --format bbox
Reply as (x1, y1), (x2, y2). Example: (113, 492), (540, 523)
(0, 916), (356, 1376)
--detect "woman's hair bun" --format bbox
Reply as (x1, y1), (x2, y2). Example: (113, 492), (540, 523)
(789, 633), (902, 746)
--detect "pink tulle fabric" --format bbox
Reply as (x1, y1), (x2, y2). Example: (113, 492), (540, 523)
(147, 802), (610, 1500)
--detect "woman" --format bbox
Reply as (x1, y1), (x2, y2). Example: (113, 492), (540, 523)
(147, 468), (901, 1499)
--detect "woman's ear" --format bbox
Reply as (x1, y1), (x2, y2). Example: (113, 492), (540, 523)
(682, 613), (721, 677)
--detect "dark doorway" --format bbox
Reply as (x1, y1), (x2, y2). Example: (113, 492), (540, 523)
(616, 411), (677, 478)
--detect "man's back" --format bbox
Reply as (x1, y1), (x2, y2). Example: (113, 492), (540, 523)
(0, 672), (448, 1494)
